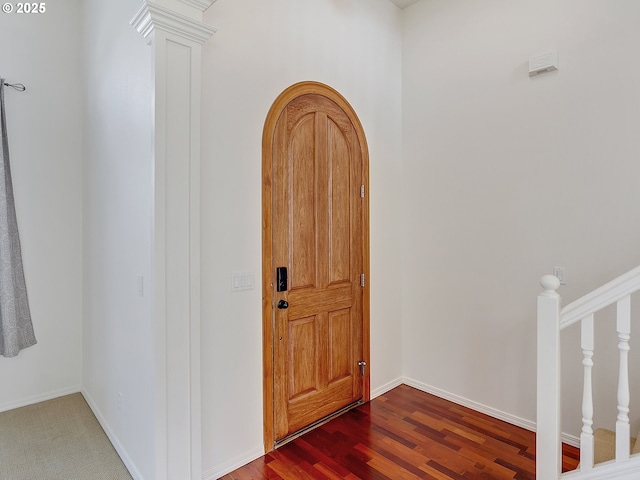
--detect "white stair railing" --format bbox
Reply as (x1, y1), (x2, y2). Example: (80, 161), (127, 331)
(537, 266), (640, 480)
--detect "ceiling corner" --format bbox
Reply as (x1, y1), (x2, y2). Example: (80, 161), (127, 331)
(387, 0), (421, 9)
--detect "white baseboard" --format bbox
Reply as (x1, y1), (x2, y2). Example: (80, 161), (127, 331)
(402, 376), (537, 430)
(201, 446), (265, 480)
(371, 376), (404, 400)
(402, 377), (580, 448)
(563, 432), (580, 448)
(0, 385), (81, 413)
(81, 388), (144, 480)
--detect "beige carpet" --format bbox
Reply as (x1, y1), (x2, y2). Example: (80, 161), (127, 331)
(582, 428), (640, 465)
(0, 393), (133, 480)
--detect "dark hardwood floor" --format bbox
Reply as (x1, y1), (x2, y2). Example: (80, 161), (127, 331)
(221, 384), (579, 479)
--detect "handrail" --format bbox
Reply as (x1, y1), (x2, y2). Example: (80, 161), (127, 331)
(560, 265), (640, 330)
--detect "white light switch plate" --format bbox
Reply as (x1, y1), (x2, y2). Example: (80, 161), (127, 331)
(231, 271), (254, 292)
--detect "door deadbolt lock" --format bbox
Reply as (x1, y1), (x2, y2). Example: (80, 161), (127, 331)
(276, 267), (288, 292)
(277, 300), (289, 309)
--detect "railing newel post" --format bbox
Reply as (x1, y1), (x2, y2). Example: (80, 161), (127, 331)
(537, 275), (562, 480)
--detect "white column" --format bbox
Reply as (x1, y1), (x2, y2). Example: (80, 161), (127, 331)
(537, 275), (562, 480)
(131, 3), (215, 479)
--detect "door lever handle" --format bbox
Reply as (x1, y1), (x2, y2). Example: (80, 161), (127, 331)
(277, 300), (289, 309)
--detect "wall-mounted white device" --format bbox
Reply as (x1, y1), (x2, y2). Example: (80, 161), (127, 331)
(553, 266), (567, 285)
(529, 52), (559, 77)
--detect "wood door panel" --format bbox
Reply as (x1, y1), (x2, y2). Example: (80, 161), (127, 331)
(290, 115), (317, 290)
(328, 309), (352, 383)
(287, 283), (352, 319)
(328, 118), (351, 285)
(286, 377), (354, 433)
(288, 316), (318, 399)
(267, 84), (368, 445)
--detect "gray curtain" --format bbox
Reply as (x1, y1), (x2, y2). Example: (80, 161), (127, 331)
(0, 79), (35, 358)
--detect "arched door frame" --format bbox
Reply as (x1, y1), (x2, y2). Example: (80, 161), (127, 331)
(261, 81), (371, 451)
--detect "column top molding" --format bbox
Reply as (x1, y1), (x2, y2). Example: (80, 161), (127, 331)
(131, 1), (216, 45)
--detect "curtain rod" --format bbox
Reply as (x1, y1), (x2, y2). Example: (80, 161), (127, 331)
(3, 82), (26, 92)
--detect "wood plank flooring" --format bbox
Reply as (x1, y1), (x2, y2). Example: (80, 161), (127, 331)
(221, 384), (579, 479)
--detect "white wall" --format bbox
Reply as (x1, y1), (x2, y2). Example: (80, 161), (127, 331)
(402, 0), (640, 439)
(0, 0), (83, 410)
(200, 0), (404, 475)
(82, 1), (156, 478)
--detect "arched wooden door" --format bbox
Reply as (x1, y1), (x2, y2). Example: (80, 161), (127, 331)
(262, 82), (370, 450)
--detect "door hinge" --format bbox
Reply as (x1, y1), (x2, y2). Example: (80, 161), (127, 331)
(358, 361), (367, 376)
(360, 184), (365, 198)
(360, 273), (365, 287)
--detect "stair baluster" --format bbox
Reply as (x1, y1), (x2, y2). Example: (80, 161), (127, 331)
(581, 314), (595, 470)
(616, 295), (631, 462)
